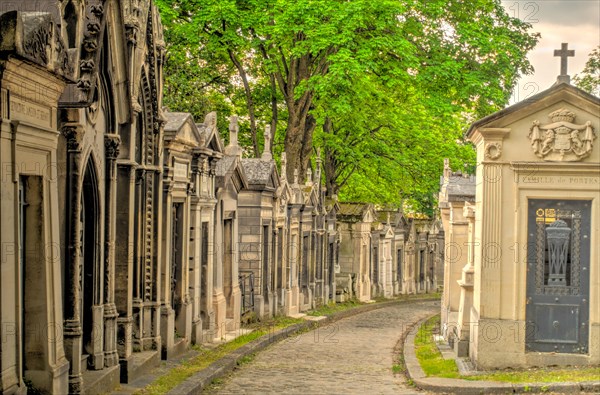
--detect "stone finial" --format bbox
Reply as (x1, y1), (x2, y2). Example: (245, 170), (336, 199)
(205, 111), (217, 131)
(306, 167), (313, 185)
(224, 115), (243, 157)
(315, 148), (322, 184)
(293, 168), (299, 186)
(261, 125), (273, 161)
(229, 116), (238, 144)
(281, 152), (287, 181)
(443, 158), (451, 181)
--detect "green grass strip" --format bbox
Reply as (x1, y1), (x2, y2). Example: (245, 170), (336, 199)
(464, 366), (600, 384)
(414, 314), (600, 384)
(414, 315), (460, 378)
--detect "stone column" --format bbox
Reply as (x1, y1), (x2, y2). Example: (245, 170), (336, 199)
(160, 175), (175, 357)
(115, 162), (135, 375)
(62, 125), (84, 393)
(190, 155), (203, 344)
(469, 127), (510, 363)
(103, 134), (120, 367)
(455, 203), (475, 357)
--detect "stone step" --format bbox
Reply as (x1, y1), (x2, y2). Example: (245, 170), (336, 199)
(288, 313), (306, 319)
(119, 350), (160, 384)
(82, 364), (120, 395)
(303, 315), (326, 321)
(213, 328), (254, 343)
(81, 354), (89, 373)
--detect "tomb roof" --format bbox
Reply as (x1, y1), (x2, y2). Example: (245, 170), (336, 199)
(241, 159), (276, 186)
(164, 112), (190, 131)
(338, 202), (375, 222)
(215, 156), (237, 177)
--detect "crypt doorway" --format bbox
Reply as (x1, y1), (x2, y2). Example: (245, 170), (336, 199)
(526, 199), (591, 354)
(80, 158), (102, 368)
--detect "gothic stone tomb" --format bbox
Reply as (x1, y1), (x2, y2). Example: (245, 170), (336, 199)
(465, 81), (599, 369)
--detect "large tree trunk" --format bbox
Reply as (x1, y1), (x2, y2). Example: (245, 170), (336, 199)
(228, 49), (259, 157)
(322, 117), (339, 197)
(283, 89), (314, 181)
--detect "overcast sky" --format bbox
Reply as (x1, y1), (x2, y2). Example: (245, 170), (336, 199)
(501, 0), (600, 104)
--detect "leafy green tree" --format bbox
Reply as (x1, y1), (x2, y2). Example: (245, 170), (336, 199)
(574, 46), (600, 97)
(155, 0), (538, 212)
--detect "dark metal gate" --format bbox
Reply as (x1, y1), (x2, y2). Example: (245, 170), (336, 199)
(526, 199), (590, 354)
(239, 271), (255, 315)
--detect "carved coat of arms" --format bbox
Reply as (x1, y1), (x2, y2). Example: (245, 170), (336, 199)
(528, 108), (596, 161)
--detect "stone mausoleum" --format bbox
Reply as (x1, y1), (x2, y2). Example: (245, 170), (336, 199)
(442, 53), (599, 369)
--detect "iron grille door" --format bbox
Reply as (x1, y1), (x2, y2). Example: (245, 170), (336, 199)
(526, 199), (591, 354)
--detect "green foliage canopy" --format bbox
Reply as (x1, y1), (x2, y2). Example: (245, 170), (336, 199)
(574, 46), (600, 97)
(155, 0), (539, 212)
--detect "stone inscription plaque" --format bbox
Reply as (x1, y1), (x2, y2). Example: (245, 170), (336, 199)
(9, 96), (52, 129)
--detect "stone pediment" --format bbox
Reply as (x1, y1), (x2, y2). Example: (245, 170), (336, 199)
(528, 108), (596, 161)
(215, 155), (248, 193)
(466, 83), (600, 140)
(164, 112), (204, 148)
(197, 112), (224, 153)
(303, 184), (320, 208)
(382, 225), (394, 239)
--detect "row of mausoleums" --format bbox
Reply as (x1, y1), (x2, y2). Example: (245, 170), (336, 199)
(439, 79), (599, 370)
(337, 204), (443, 301)
(0, 2), (441, 393)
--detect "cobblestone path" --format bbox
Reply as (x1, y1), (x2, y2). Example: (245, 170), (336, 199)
(208, 300), (439, 394)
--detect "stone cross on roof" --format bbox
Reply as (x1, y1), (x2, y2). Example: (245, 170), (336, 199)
(261, 125), (272, 161)
(280, 152), (287, 181)
(225, 115), (243, 157)
(554, 43), (575, 84)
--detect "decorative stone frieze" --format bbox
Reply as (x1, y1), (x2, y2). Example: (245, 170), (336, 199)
(529, 108), (596, 161)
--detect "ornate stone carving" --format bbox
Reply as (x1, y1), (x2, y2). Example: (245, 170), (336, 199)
(484, 142), (502, 160)
(90, 4), (104, 18)
(62, 126), (83, 151)
(0, 11), (73, 77)
(104, 134), (121, 160)
(22, 13), (52, 66)
(80, 59), (95, 72)
(87, 22), (101, 36)
(77, 77), (91, 91)
(83, 38), (98, 52)
(528, 108), (596, 161)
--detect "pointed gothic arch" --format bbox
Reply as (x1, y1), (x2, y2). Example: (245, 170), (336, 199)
(80, 155), (102, 362)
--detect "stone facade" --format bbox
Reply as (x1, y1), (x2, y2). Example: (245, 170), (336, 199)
(441, 80), (600, 370)
(0, 2), (440, 393)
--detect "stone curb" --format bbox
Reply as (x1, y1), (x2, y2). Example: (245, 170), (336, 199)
(403, 314), (600, 394)
(167, 295), (439, 395)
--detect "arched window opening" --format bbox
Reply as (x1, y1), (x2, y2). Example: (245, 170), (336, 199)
(64, 1), (78, 49)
